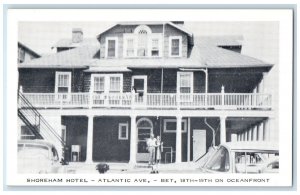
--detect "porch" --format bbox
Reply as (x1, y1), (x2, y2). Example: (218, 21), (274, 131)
(58, 114), (275, 165)
(20, 90), (272, 110)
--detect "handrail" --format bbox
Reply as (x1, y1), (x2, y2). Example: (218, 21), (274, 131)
(18, 92), (65, 146)
(21, 92), (272, 110)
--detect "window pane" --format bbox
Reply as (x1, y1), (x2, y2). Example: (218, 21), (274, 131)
(180, 74), (190, 87)
(179, 73), (191, 93)
(109, 76), (121, 92)
(94, 76), (104, 92)
(58, 74), (69, 87)
(151, 39), (159, 56)
(126, 39), (134, 57)
(152, 39), (159, 49)
(108, 40), (116, 57)
(137, 34), (147, 57)
(121, 126), (127, 138)
(171, 39), (180, 56)
(58, 87), (69, 93)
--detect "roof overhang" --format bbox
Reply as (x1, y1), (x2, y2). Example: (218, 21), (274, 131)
(84, 66), (132, 72)
(18, 65), (88, 69)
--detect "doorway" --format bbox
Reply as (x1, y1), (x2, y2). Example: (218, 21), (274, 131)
(193, 129), (206, 161)
(132, 75), (147, 105)
(136, 117), (153, 162)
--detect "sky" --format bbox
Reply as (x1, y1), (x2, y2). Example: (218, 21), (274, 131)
(18, 21), (279, 64)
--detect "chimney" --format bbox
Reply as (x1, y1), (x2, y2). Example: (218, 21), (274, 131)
(72, 28), (83, 43)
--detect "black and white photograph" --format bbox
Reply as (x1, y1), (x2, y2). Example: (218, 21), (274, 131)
(4, 8), (294, 187)
(17, 20), (279, 174)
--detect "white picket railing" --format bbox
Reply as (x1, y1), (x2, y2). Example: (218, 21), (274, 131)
(21, 92), (272, 110)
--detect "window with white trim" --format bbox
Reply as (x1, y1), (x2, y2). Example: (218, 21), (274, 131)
(163, 119), (187, 133)
(123, 25), (162, 58)
(118, 123), (129, 140)
(137, 32), (148, 57)
(177, 72), (193, 93)
(92, 74), (123, 93)
(93, 76), (105, 93)
(105, 37), (118, 58)
(169, 36), (182, 57)
(126, 38), (135, 57)
(109, 76), (121, 93)
(55, 72), (71, 93)
(151, 38), (159, 57)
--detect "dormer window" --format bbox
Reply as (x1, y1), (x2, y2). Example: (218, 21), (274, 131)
(105, 37), (118, 58)
(151, 38), (159, 56)
(169, 36), (182, 57)
(123, 25), (162, 58)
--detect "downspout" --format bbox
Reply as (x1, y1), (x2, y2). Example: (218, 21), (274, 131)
(204, 118), (215, 147)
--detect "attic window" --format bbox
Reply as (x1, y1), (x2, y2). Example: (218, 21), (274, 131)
(134, 25), (152, 34)
(169, 36), (182, 57)
(105, 37), (118, 58)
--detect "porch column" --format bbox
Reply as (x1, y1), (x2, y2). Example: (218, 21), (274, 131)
(187, 117), (191, 162)
(250, 127), (254, 141)
(176, 115), (182, 163)
(248, 128), (252, 141)
(129, 114), (137, 165)
(244, 129), (248, 141)
(86, 115), (94, 163)
(253, 126), (258, 141)
(220, 116), (227, 144)
(264, 119), (270, 141)
(258, 123), (264, 141)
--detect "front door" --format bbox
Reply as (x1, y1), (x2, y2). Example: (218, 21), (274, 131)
(193, 129), (206, 161)
(136, 118), (153, 162)
(132, 76), (147, 105)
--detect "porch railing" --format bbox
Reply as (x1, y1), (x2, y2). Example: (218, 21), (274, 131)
(20, 92), (272, 110)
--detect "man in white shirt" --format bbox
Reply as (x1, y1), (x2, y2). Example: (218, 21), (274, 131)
(147, 133), (157, 166)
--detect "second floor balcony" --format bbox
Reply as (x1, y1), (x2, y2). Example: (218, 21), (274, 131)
(20, 91), (272, 111)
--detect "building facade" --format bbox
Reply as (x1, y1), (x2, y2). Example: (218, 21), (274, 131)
(18, 22), (277, 165)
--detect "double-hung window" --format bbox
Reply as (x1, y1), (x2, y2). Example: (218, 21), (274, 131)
(55, 72), (71, 101)
(118, 123), (129, 140)
(126, 38), (135, 57)
(109, 76), (121, 93)
(105, 37), (118, 58)
(151, 38), (159, 57)
(92, 74), (123, 93)
(93, 76), (105, 93)
(169, 36), (182, 57)
(137, 33), (148, 57)
(178, 72), (193, 93)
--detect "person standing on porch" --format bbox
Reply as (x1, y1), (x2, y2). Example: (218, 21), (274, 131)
(146, 133), (157, 166)
(154, 136), (163, 173)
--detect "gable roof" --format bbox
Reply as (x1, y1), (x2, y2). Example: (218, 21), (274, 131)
(18, 42), (41, 58)
(19, 45), (99, 68)
(97, 21), (193, 38)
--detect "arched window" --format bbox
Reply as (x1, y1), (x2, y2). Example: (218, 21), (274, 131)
(134, 25), (152, 57)
(123, 25), (162, 58)
(137, 117), (153, 129)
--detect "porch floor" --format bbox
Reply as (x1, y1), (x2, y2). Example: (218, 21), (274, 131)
(65, 162), (201, 174)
